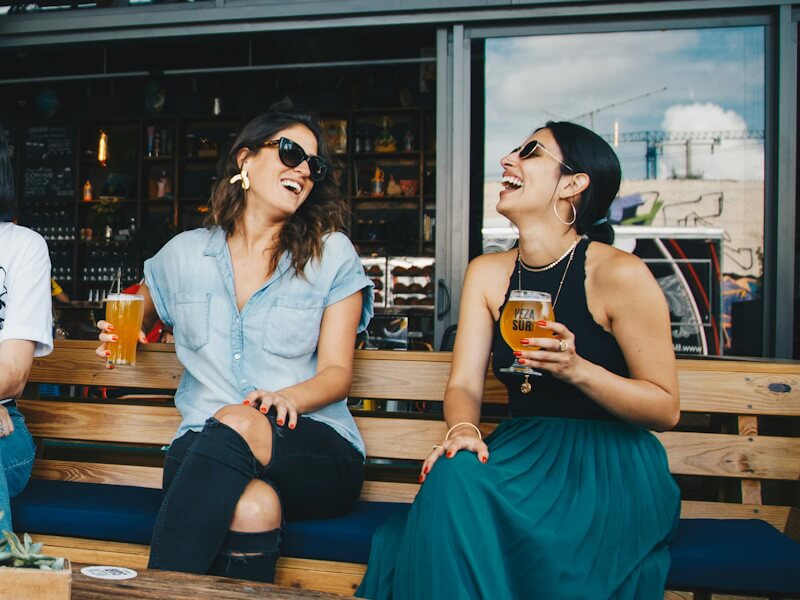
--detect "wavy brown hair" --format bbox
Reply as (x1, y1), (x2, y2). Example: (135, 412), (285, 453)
(205, 100), (348, 277)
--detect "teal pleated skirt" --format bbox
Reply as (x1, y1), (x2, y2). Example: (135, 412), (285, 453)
(357, 416), (680, 600)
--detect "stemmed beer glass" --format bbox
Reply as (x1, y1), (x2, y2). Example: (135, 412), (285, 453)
(499, 290), (554, 377)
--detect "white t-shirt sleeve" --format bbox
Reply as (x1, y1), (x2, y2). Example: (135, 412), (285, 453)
(0, 230), (54, 357)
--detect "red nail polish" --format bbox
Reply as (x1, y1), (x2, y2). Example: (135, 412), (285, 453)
(518, 359), (526, 364)
(537, 320), (547, 326)
(520, 339), (529, 345)
(446, 452), (453, 458)
(111, 336), (118, 342)
(104, 350), (111, 357)
(243, 400), (251, 406)
(277, 419), (284, 426)
(418, 475), (424, 483)
(481, 456), (488, 464)
(107, 325), (114, 331)
(423, 466), (429, 474)
(260, 407), (267, 413)
(289, 423), (296, 430)
(513, 351), (522, 357)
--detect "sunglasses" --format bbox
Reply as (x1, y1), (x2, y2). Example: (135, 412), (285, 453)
(511, 140), (574, 172)
(263, 137), (329, 182)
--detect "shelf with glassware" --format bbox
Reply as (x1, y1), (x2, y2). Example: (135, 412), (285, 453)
(348, 108), (434, 260)
(74, 119), (144, 299)
(20, 107), (435, 304)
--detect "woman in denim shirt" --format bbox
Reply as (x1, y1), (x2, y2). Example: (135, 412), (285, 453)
(97, 102), (373, 583)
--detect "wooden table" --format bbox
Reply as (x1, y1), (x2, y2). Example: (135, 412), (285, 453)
(70, 563), (355, 599)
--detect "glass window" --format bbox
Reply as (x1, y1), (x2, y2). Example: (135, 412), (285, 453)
(482, 27), (766, 357)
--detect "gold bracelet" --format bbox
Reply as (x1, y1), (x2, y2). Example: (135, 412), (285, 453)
(445, 422), (482, 441)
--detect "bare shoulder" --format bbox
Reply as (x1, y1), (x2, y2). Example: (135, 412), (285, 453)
(466, 249), (516, 280)
(464, 250), (516, 318)
(586, 241), (654, 289)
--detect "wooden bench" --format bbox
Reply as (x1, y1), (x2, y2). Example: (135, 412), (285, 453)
(14, 340), (800, 599)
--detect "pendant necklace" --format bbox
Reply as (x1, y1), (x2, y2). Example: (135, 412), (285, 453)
(515, 238), (578, 394)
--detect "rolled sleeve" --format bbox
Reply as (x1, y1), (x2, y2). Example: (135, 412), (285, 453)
(0, 233), (53, 357)
(324, 234), (374, 333)
(143, 254), (174, 328)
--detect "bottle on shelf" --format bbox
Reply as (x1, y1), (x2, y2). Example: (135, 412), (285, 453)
(82, 180), (93, 202)
(404, 131), (414, 152)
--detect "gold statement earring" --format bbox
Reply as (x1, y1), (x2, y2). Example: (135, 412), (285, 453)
(229, 165), (250, 190)
(553, 199), (576, 226)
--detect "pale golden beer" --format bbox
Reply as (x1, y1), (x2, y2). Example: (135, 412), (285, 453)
(499, 290), (553, 374)
(105, 293), (145, 366)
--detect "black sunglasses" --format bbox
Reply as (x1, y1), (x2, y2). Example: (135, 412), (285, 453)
(263, 137), (329, 182)
(511, 140), (574, 172)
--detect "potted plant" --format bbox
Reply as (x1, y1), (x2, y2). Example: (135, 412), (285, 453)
(0, 511), (71, 599)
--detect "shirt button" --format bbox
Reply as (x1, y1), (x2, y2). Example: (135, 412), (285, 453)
(234, 353), (241, 360)
(234, 317), (239, 323)
(240, 378), (247, 384)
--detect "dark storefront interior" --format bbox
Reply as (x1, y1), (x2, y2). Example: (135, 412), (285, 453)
(1, 26), (440, 346)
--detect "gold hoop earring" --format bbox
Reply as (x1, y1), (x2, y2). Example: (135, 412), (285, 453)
(229, 167), (250, 191)
(553, 199), (576, 226)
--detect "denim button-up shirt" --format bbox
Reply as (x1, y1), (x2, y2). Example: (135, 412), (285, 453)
(144, 227), (374, 455)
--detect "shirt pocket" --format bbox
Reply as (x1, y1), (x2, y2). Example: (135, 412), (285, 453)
(172, 292), (211, 351)
(264, 296), (325, 358)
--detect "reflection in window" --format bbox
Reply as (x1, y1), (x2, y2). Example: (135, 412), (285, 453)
(482, 27), (765, 357)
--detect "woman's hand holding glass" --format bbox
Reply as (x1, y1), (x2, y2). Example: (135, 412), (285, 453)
(242, 389), (299, 430)
(95, 319), (148, 369)
(419, 427), (489, 484)
(516, 320), (583, 383)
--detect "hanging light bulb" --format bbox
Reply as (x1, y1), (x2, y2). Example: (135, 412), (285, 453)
(97, 130), (108, 167)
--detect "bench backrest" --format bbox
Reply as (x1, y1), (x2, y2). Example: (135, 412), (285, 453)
(19, 341), (800, 532)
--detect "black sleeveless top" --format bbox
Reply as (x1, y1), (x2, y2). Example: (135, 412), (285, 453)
(491, 239), (629, 421)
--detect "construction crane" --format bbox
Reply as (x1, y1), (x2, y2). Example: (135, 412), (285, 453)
(568, 87), (667, 130)
(601, 129), (765, 179)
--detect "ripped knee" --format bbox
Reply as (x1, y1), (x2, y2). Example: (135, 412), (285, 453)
(230, 479), (282, 532)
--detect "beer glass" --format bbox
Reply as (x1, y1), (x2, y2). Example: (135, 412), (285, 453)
(499, 290), (554, 375)
(104, 293), (144, 366)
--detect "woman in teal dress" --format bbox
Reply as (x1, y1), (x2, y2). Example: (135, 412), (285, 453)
(358, 121), (681, 599)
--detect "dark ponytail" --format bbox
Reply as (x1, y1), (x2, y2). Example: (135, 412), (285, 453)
(543, 121), (621, 244)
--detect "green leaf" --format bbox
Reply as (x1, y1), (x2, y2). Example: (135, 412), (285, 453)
(4, 531), (24, 557)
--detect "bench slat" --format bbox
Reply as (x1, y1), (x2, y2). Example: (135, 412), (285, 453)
(356, 418), (800, 480)
(18, 400), (180, 445)
(657, 430), (800, 480)
(27, 343), (800, 415)
(22, 404), (800, 481)
(31, 459), (163, 489)
(351, 357), (451, 401)
(29, 345), (182, 389)
(677, 370), (800, 416)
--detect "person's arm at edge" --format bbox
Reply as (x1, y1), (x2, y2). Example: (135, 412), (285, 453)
(0, 339), (35, 399)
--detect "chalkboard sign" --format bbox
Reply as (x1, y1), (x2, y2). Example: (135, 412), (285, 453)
(24, 126), (73, 161)
(23, 165), (74, 200)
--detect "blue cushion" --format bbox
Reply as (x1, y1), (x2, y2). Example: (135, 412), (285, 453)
(11, 480), (409, 563)
(11, 480), (162, 545)
(283, 501), (408, 563)
(667, 518), (800, 596)
(12, 481), (800, 596)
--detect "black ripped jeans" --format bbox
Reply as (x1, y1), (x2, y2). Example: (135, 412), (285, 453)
(148, 413), (364, 581)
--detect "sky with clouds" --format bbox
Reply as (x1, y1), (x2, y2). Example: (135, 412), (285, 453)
(484, 26), (765, 182)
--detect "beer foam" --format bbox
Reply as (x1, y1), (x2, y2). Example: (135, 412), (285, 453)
(105, 293), (145, 302)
